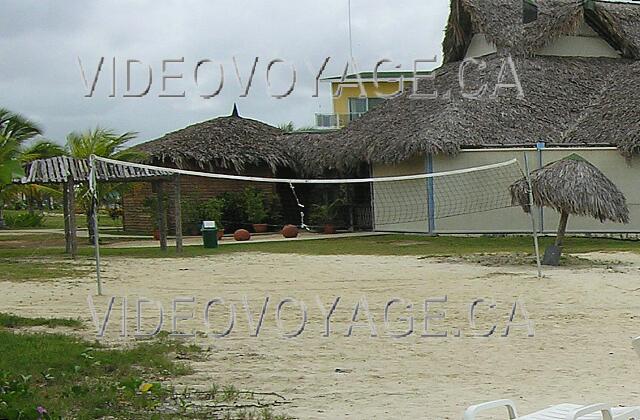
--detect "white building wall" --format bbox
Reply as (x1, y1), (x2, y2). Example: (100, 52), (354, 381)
(465, 21), (620, 60)
(464, 34), (498, 59)
(371, 148), (640, 234)
(537, 21), (620, 58)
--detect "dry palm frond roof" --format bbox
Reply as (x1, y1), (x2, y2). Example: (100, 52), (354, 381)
(564, 59), (640, 157)
(282, 0), (640, 175)
(443, 0), (640, 62)
(285, 54), (635, 175)
(136, 110), (286, 173)
(510, 153), (630, 223)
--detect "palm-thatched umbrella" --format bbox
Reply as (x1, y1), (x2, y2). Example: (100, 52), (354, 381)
(510, 154), (629, 265)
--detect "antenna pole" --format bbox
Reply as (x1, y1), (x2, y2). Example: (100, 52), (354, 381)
(348, 0), (354, 60)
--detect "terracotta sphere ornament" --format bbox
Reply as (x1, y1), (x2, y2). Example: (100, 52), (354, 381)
(233, 229), (251, 241)
(281, 224), (299, 238)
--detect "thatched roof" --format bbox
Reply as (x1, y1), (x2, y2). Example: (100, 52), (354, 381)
(510, 154), (629, 223)
(17, 156), (171, 185)
(288, 54), (635, 175)
(133, 1), (640, 177)
(284, 0), (640, 175)
(137, 110), (287, 173)
(564, 60), (640, 157)
(443, 0), (640, 63)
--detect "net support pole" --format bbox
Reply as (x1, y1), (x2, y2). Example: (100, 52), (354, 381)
(68, 177), (77, 259)
(523, 153), (543, 279)
(155, 181), (168, 251)
(63, 180), (71, 254)
(174, 175), (183, 253)
(426, 154), (436, 235)
(89, 155), (103, 296)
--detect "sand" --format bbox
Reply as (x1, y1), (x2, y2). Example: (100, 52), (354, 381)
(2, 252), (640, 419)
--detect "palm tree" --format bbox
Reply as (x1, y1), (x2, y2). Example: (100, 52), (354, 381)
(0, 108), (43, 228)
(277, 121), (317, 133)
(0, 108), (43, 143)
(65, 128), (141, 241)
(21, 140), (65, 162)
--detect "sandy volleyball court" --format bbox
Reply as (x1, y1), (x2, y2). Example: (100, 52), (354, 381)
(2, 252), (640, 419)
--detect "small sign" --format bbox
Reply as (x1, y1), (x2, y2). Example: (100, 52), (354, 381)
(202, 221), (216, 229)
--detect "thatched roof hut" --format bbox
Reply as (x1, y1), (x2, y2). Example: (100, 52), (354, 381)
(443, 0), (640, 63)
(443, 0), (586, 62)
(510, 154), (629, 224)
(137, 107), (287, 173)
(290, 0), (640, 175)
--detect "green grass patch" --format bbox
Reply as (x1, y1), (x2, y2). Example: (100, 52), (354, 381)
(0, 324), (287, 419)
(0, 234), (638, 262)
(0, 233), (142, 252)
(0, 233), (67, 249)
(91, 234), (640, 259)
(215, 234), (640, 257)
(3, 210), (122, 230)
(0, 330), (194, 419)
(0, 258), (91, 282)
(0, 313), (82, 329)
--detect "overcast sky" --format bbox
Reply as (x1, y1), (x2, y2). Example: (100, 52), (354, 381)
(0, 1), (450, 146)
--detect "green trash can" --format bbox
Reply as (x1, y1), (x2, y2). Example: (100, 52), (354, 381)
(201, 221), (219, 249)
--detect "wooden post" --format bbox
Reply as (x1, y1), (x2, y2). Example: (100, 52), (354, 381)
(68, 179), (78, 259)
(63, 181), (71, 254)
(174, 175), (183, 253)
(156, 181), (168, 251)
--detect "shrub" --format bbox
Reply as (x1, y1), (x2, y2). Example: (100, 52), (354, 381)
(243, 188), (268, 224)
(266, 194), (283, 225)
(182, 198), (225, 233)
(219, 191), (247, 226)
(201, 198), (225, 226)
(308, 199), (343, 226)
(108, 207), (123, 221)
(5, 212), (45, 228)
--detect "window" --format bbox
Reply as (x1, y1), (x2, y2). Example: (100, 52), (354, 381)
(367, 98), (385, 110)
(523, 0), (538, 24)
(347, 97), (387, 122)
(348, 98), (367, 114)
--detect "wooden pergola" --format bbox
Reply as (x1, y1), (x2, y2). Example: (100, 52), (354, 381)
(15, 156), (185, 257)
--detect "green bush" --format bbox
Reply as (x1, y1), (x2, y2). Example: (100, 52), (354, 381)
(5, 212), (45, 228)
(108, 207), (123, 221)
(181, 190), (281, 231)
(182, 198), (225, 233)
(308, 199), (343, 226)
(201, 198), (225, 226)
(243, 188), (268, 224)
(266, 194), (283, 225)
(219, 191), (246, 226)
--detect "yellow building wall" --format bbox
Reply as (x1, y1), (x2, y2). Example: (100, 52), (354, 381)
(331, 81), (412, 121)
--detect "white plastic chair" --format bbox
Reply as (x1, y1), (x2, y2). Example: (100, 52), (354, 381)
(632, 337), (640, 358)
(463, 400), (639, 419)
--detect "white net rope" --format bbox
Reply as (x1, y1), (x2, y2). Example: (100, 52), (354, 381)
(92, 156), (524, 228)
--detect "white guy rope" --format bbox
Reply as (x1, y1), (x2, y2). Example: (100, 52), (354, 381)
(92, 155), (519, 184)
